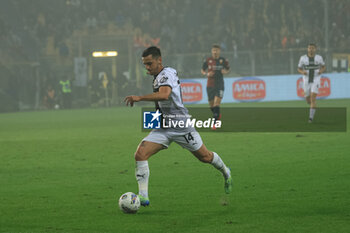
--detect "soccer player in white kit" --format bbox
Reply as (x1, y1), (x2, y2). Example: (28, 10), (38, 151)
(124, 46), (232, 206)
(297, 43), (326, 123)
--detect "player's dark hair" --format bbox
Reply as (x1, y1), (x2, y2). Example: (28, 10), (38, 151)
(142, 46), (161, 58)
(308, 43), (317, 48)
(212, 44), (221, 49)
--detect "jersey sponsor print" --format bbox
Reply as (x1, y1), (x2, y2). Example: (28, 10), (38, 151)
(297, 77), (331, 98)
(180, 80), (203, 103)
(233, 77), (266, 102)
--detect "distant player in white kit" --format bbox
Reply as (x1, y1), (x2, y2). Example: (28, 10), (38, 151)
(297, 43), (326, 123)
(124, 46), (232, 206)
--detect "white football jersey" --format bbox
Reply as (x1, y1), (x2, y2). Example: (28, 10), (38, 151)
(153, 67), (190, 127)
(298, 54), (325, 83)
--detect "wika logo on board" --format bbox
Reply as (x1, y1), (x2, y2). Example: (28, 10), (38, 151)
(232, 77), (266, 102)
(180, 81), (203, 103)
(297, 77), (331, 98)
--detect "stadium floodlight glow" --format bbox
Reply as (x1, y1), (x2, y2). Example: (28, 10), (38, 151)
(92, 51), (118, 57)
(92, 52), (103, 57)
(106, 51), (118, 57)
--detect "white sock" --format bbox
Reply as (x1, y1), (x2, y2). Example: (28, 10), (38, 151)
(135, 161), (149, 198)
(309, 108), (316, 120)
(211, 152), (230, 179)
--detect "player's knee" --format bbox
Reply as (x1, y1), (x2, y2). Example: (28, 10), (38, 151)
(134, 148), (148, 161)
(306, 97), (311, 104)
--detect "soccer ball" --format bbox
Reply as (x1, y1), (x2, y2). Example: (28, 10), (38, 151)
(118, 192), (140, 214)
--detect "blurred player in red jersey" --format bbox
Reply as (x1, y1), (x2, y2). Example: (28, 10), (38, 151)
(201, 45), (230, 129)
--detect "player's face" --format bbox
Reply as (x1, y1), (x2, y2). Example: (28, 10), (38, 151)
(142, 55), (163, 75)
(211, 48), (220, 59)
(307, 45), (316, 57)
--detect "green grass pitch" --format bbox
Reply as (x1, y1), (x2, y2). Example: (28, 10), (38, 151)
(0, 99), (349, 233)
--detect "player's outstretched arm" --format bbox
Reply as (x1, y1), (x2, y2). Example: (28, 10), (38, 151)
(124, 86), (171, 107)
(124, 95), (140, 107)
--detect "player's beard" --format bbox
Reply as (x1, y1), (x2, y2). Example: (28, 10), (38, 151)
(149, 65), (163, 76)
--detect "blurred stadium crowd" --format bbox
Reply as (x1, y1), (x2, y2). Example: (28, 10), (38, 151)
(1, 0), (349, 61)
(0, 0), (349, 111)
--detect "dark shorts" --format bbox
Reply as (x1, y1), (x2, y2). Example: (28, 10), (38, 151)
(207, 86), (224, 101)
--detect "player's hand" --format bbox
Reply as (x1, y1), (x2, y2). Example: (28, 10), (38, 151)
(221, 69), (229, 74)
(207, 71), (214, 77)
(124, 95), (140, 107)
(303, 71), (308, 75)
